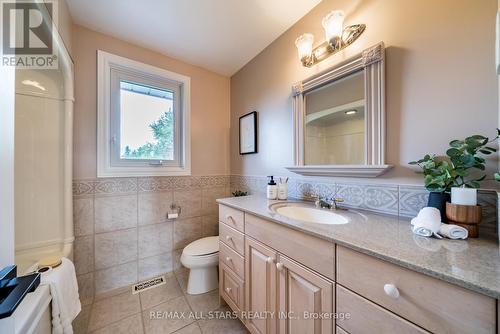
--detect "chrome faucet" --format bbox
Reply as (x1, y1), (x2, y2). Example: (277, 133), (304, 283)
(314, 196), (345, 210)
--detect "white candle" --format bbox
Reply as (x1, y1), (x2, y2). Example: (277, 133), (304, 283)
(451, 187), (477, 206)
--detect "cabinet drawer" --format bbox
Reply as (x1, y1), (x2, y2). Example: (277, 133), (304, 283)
(245, 214), (334, 280)
(219, 222), (245, 256)
(336, 246), (496, 334)
(219, 241), (244, 279)
(220, 262), (244, 312)
(336, 285), (428, 334)
(219, 205), (244, 232)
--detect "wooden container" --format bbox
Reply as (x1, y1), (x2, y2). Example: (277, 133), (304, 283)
(445, 202), (482, 238)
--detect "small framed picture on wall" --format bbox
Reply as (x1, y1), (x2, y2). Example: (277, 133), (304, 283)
(239, 111), (257, 155)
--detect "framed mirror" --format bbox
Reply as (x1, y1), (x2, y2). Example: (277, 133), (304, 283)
(287, 42), (392, 177)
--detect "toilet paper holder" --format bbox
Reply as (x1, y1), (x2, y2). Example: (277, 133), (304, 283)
(167, 204), (181, 220)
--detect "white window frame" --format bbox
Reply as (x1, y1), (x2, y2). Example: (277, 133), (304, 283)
(97, 50), (191, 177)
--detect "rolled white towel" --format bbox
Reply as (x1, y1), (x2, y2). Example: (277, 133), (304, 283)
(411, 216), (441, 233)
(438, 224), (468, 239)
(410, 207), (442, 238)
(410, 221), (433, 237)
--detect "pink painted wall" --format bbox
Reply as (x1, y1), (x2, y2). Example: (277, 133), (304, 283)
(72, 25), (230, 179)
(230, 0), (499, 186)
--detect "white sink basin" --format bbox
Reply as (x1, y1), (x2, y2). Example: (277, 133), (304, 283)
(271, 204), (349, 225)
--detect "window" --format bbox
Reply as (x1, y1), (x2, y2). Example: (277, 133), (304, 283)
(97, 51), (190, 177)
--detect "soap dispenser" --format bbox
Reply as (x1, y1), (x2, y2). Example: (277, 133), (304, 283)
(267, 176), (278, 200)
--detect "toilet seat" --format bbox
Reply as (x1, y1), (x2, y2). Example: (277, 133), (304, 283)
(180, 236), (219, 270)
(180, 252), (219, 269)
(183, 236), (219, 256)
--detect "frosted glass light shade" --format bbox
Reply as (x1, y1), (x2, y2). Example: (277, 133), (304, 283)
(322, 10), (345, 43)
(295, 33), (314, 61)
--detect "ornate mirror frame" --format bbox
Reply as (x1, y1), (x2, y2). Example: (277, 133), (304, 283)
(287, 42), (392, 177)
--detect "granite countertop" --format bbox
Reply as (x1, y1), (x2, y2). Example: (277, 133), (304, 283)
(217, 195), (500, 300)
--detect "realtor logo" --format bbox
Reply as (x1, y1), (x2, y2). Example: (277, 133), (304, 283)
(1, 0), (58, 68)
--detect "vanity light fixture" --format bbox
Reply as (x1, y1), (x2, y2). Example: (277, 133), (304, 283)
(345, 110), (357, 115)
(295, 10), (365, 67)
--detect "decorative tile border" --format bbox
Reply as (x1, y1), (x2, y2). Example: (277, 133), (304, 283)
(398, 185), (428, 218)
(73, 175), (230, 196)
(230, 175), (498, 228)
(72, 178), (137, 197)
(95, 178), (138, 195)
(73, 175), (497, 231)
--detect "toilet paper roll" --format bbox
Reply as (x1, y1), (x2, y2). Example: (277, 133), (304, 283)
(167, 213), (179, 219)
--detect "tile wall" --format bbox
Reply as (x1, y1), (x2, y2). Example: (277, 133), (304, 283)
(230, 175), (498, 233)
(72, 176), (230, 305)
(73, 174), (498, 304)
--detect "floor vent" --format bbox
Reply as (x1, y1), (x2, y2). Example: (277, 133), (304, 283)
(132, 276), (166, 294)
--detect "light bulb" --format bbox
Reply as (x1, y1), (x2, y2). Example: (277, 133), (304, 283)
(322, 10), (345, 44)
(295, 33), (314, 61)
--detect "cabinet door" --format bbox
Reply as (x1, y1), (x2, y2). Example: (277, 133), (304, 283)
(277, 254), (334, 334)
(245, 236), (278, 334)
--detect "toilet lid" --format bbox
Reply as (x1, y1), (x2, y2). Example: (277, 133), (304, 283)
(183, 236), (219, 256)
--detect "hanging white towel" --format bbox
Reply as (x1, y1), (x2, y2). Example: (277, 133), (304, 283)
(40, 258), (81, 334)
(438, 224), (468, 239)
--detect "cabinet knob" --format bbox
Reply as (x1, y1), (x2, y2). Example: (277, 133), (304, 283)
(225, 235), (232, 242)
(383, 283), (400, 299)
(266, 257), (274, 264)
(225, 214), (232, 221)
(226, 256), (231, 262)
(225, 287), (232, 293)
(276, 262), (285, 271)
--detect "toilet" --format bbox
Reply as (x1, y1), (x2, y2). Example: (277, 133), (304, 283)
(180, 236), (219, 295)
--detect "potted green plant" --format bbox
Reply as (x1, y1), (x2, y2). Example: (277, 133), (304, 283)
(232, 190), (248, 197)
(409, 132), (498, 220)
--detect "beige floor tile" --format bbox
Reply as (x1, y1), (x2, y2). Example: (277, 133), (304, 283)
(140, 275), (183, 310)
(173, 322), (202, 334)
(88, 291), (141, 332)
(185, 289), (220, 313)
(142, 296), (194, 334)
(73, 304), (92, 334)
(197, 306), (248, 334)
(91, 313), (144, 334)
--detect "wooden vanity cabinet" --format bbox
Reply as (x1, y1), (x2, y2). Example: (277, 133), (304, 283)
(245, 236), (334, 334)
(218, 204), (498, 334)
(245, 237), (278, 334)
(219, 206), (246, 315)
(337, 245), (496, 334)
(220, 262), (245, 313)
(276, 254), (334, 334)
